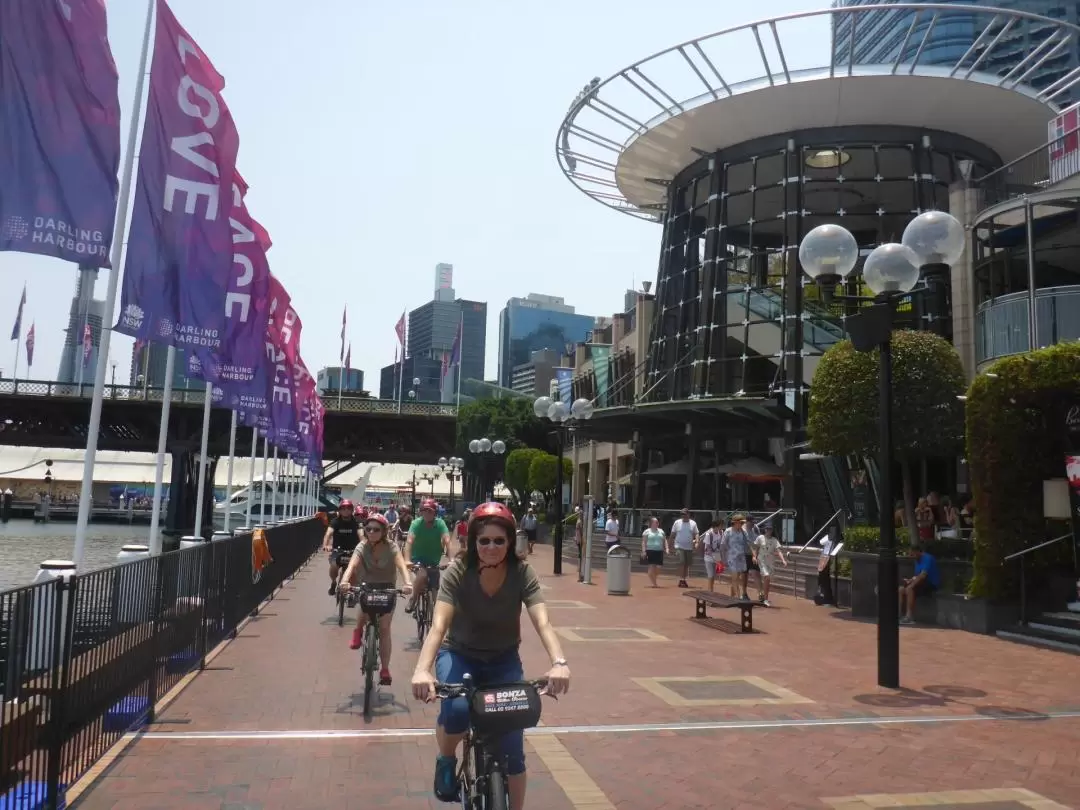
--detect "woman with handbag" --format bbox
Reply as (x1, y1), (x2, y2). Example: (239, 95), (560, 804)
(640, 516), (669, 587)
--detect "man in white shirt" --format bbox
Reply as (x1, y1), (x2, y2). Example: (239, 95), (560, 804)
(669, 508), (700, 588)
(604, 511), (620, 549)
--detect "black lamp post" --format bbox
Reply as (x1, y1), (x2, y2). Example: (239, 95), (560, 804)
(468, 438), (506, 503)
(798, 210), (965, 689)
(533, 395), (594, 576)
(438, 456), (464, 514)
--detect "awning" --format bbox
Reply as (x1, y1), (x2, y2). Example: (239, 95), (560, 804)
(642, 459), (690, 476)
(700, 457), (787, 477)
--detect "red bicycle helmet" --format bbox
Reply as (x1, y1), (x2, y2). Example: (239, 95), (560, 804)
(420, 498), (438, 513)
(469, 501), (515, 528)
(338, 499), (354, 511)
(364, 512), (389, 529)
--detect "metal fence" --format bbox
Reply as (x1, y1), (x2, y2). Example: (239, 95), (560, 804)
(0, 377), (456, 416)
(975, 128), (1078, 210)
(0, 518), (323, 808)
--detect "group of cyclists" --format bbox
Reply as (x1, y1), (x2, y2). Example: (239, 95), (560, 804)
(320, 497), (570, 809)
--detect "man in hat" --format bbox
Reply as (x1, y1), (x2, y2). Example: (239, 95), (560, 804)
(669, 507), (699, 588)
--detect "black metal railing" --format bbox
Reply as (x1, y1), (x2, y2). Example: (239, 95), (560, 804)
(975, 129), (1080, 209)
(0, 518), (323, 808)
(1003, 531), (1073, 626)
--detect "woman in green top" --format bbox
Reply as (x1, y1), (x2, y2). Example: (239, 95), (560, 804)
(411, 502), (571, 809)
(640, 516), (670, 588)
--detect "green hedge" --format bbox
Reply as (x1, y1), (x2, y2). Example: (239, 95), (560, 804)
(965, 342), (1080, 599)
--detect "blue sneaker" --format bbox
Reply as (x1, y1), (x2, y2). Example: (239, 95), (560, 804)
(433, 755), (459, 802)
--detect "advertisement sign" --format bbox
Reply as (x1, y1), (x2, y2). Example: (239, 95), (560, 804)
(1065, 404), (1080, 561)
(1048, 102), (1080, 182)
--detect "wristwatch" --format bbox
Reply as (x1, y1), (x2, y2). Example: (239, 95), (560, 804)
(553, 658), (568, 667)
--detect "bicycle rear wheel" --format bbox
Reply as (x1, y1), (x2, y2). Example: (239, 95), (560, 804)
(362, 623), (377, 718)
(336, 580), (346, 627)
(415, 594), (427, 644)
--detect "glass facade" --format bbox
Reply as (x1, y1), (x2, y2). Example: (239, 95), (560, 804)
(407, 299), (487, 402)
(832, 1), (1080, 105)
(497, 303), (595, 388)
(645, 126), (1000, 408)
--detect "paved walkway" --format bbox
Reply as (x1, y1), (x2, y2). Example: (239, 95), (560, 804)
(70, 546), (1080, 809)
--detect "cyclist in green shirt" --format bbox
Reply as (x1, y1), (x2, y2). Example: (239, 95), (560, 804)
(405, 498), (451, 612)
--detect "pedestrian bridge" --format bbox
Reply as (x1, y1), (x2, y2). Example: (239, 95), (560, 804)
(0, 377), (456, 462)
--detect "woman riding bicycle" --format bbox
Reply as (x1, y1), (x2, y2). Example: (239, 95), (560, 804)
(339, 512), (413, 685)
(411, 502), (571, 808)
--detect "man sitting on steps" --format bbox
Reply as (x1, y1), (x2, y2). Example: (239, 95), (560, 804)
(899, 545), (940, 625)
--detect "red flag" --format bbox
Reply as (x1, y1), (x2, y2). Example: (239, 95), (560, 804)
(394, 311), (405, 346)
(82, 322), (93, 366)
(25, 322), (35, 367)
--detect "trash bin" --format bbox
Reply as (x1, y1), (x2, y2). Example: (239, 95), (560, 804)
(515, 530), (529, 560)
(606, 545), (631, 596)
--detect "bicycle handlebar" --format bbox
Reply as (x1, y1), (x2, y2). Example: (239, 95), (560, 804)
(433, 677), (551, 700)
(408, 562), (450, 571)
(342, 583), (409, 596)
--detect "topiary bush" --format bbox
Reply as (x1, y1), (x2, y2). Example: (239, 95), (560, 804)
(965, 342), (1080, 599)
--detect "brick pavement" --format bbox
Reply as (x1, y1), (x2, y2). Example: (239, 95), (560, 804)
(69, 546), (1080, 809)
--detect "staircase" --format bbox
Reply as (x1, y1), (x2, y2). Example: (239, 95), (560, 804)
(558, 539), (820, 598)
(996, 605), (1080, 655)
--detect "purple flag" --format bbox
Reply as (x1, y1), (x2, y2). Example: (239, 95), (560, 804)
(114, 0), (240, 351)
(0, 0), (120, 264)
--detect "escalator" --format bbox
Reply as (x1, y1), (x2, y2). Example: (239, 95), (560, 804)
(727, 290), (845, 384)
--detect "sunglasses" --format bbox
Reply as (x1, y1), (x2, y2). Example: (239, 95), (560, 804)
(477, 536), (507, 547)
(365, 524), (384, 532)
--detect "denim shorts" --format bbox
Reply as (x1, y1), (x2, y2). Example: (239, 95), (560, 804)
(435, 647), (526, 774)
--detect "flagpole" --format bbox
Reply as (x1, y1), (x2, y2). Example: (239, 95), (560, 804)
(73, 0), (156, 569)
(396, 313), (405, 414)
(223, 409), (237, 532)
(192, 382), (213, 537)
(269, 446), (279, 525)
(245, 428), (257, 528)
(259, 438), (269, 525)
(148, 346), (176, 555)
(455, 312), (463, 408)
(336, 368), (343, 411)
(11, 323), (20, 382)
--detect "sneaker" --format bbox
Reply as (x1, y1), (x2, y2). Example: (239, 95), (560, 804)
(433, 755), (459, 802)
(758, 594), (766, 603)
(350, 628), (363, 650)
(762, 599), (772, 608)
(741, 593), (750, 601)
(379, 667), (392, 686)
(328, 583), (337, 596)
(404, 600), (415, 614)
(677, 580), (687, 588)
(899, 616), (915, 625)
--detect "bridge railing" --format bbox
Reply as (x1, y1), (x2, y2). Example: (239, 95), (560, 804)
(0, 518), (323, 807)
(0, 377), (456, 416)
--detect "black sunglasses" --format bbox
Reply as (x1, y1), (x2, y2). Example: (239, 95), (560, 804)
(365, 524), (384, 532)
(477, 536), (507, 547)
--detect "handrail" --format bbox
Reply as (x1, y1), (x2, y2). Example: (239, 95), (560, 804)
(799, 508), (844, 553)
(975, 128), (1078, 189)
(1003, 532), (1072, 562)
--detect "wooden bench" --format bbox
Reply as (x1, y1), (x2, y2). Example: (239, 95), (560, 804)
(684, 590), (758, 634)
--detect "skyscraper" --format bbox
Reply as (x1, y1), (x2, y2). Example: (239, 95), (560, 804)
(497, 294), (595, 388)
(56, 265), (104, 385)
(832, 1), (1080, 105)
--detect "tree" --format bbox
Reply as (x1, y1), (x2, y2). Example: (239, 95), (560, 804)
(504, 448), (543, 508)
(454, 398), (554, 496)
(807, 329), (966, 543)
(527, 452), (573, 512)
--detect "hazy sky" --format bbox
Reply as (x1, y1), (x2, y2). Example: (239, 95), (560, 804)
(2, 0), (827, 388)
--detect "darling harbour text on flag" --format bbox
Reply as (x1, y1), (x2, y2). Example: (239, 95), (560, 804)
(0, 0), (121, 265)
(114, 0), (241, 351)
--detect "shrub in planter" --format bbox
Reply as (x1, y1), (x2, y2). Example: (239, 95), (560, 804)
(965, 342), (1080, 600)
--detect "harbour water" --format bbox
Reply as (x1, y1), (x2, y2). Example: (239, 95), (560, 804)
(0, 520), (151, 590)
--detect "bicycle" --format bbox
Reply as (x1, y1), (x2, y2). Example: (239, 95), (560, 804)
(408, 562), (449, 644)
(344, 582), (407, 719)
(434, 674), (552, 810)
(329, 548), (354, 627)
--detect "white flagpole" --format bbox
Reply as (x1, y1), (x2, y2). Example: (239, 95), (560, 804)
(336, 370), (343, 411)
(11, 322), (20, 382)
(73, 0), (155, 569)
(455, 312), (464, 408)
(259, 438), (269, 525)
(245, 428), (257, 528)
(269, 446), (279, 524)
(223, 409), (237, 532)
(148, 346), (176, 555)
(283, 458), (292, 520)
(396, 315), (405, 414)
(192, 382), (213, 537)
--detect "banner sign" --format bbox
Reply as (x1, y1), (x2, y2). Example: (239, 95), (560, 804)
(1065, 404), (1080, 564)
(589, 345), (611, 408)
(114, 0), (240, 351)
(554, 367), (573, 407)
(0, 0), (121, 264)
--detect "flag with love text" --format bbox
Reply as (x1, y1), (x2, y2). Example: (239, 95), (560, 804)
(114, 0), (240, 354)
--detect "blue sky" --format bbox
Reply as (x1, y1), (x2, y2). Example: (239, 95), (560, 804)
(2, 0), (826, 388)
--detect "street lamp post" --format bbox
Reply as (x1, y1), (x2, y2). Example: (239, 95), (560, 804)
(438, 456), (464, 514)
(534, 395), (595, 575)
(798, 210), (964, 689)
(406, 470), (421, 512)
(467, 437), (506, 503)
(420, 469), (436, 497)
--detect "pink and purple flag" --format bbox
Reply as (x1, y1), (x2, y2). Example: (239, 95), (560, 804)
(114, 0), (240, 351)
(0, 0), (120, 265)
(82, 322), (93, 366)
(25, 323), (35, 367)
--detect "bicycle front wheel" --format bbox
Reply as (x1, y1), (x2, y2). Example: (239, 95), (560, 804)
(336, 584), (346, 627)
(362, 624), (378, 717)
(415, 596), (427, 644)
(486, 769), (509, 810)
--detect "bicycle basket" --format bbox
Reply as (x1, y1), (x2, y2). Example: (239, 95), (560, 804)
(469, 683), (543, 735)
(359, 589), (396, 615)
